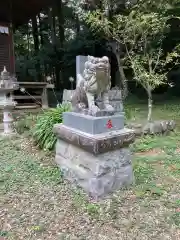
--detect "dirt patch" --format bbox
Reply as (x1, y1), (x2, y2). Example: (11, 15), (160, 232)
(17, 136), (55, 167)
(135, 148), (165, 157)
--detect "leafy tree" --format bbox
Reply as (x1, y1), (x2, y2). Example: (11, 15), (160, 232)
(85, 0), (178, 121)
(14, 0), (99, 89)
(13, 0), (180, 106)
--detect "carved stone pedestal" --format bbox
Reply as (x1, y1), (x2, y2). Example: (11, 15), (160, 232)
(54, 120), (135, 199)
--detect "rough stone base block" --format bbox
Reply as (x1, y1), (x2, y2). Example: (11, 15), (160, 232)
(55, 139), (134, 198)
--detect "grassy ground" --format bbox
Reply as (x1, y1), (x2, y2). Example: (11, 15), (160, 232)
(0, 100), (180, 239)
(124, 97), (180, 127)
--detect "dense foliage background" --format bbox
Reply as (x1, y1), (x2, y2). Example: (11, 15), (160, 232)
(14, 0), (180, 99)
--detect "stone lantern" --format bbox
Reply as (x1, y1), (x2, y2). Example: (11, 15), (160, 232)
(0, 66), (19, 135)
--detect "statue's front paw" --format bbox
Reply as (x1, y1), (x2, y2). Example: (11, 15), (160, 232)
(104, 104), (114, 111)
(88, 105), (100, 116)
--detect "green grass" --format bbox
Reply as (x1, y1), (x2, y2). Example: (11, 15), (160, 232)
(124, 97), (180, 128)
(0, 100), (180, 239)
(0, 138), (62, 195)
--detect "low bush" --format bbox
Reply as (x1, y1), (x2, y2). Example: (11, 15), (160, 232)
(31, 103), (71, 151)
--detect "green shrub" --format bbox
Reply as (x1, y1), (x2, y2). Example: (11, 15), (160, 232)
(31, 103), (71, 151)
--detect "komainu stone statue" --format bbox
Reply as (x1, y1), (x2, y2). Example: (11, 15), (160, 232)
(71, 56), (114, 115)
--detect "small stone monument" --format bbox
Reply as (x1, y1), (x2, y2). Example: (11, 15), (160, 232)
(0, 67), (19, 135)
(54, 56), (135, 199)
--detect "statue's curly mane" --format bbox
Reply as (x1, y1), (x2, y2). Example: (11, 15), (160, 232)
(83, 56), (109, 82)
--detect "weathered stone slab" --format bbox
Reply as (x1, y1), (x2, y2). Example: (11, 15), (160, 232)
(55, 139), (134, 198)
(63, 112), (124, 135)
(53, 124), (135, 155)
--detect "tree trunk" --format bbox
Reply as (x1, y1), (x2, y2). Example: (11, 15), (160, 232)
(48, 7), (60, 89)
(32, 16), (39, 52)
(56, 0), (65, 89)
(110, 41), (128, 99)
(38, 14), (44, 46)
(147, 89), (152, 122)
(32, 15), (41, 81)
(56, 0), (65, 48)
(75, 15), (80, 35)
(116, 52), (128, 99)
(48, 8), (56, 46)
